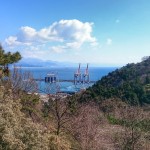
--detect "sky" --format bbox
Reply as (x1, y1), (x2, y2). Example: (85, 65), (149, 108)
(0, 0), (150, 66)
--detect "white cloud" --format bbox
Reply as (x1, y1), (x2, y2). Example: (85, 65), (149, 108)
(5, 36), (21, 46)
(5, 19), (97, 50)
(106, 38), (112, 45)
(51, 46), (65, 53)
(21, 45), (48, 60)
(22, 50), (46, 59)
(50, 42), (81, 53)
(66, 42), (82, 49)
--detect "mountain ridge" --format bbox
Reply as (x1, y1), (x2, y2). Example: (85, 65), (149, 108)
(15, 58), (78, 67)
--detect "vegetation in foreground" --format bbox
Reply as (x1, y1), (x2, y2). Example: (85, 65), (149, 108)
(1, 84), (149, 150)
(0, 45), (150, 149)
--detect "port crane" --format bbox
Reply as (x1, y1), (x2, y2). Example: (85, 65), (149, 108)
(82, 63), (89, 83)
(74, 63), (81, 84)
(74, 63), (90, 84)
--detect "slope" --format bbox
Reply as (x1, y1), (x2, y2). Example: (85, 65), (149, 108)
(80, 57), (150, 105)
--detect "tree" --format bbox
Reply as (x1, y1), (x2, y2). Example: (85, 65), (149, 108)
(46, 96), (72, 135)
(70, 102), (102, 150)
(142, 56), (149, 61)
(0, 44), (21, 68)
(113, 106), (150, 150)
(41, 82), (73, 135)
(0, 86), (71, 150)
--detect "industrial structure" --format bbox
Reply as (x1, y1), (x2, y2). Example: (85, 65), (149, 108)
(45, 73), (57, 83)
(43, 64), (90, 86)
(82, 63), (90, 84)
(36, 65), (92, 94)
(44, 72), (61, 94)
(74, 63), (90, 85)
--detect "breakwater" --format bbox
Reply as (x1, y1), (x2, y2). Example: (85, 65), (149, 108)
(34, 78), (96, 83)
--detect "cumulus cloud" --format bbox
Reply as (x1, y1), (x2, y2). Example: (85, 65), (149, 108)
(106, 38), (112, 45)
(21, 44), (50, 59)
(5, 19), (97, 50)
(22, 50), (46, 59)
(50, 42), (82, 54)
(5, 36), (20, 46)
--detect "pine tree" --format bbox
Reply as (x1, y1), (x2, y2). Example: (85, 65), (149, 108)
(0, 44), (21, 77)
(0, 44), (21, 68)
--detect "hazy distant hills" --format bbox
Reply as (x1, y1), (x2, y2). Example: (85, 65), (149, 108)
(15, 58), (77, 67)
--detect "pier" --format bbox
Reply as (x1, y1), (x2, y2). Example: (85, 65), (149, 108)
(34, 63), (95, 84)
(34, 78), (95, 83)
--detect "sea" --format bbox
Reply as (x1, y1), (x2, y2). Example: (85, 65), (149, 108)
(13, 67), (118, 94)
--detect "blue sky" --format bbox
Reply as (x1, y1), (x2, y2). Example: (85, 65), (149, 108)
(0, 0), (150, 66)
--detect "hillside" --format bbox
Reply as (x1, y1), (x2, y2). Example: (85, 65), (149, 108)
(1, 54), (150, 149)
(0, 86), (72, 150)
(80, 57), (150, 105)
(1, 44), (150, 150)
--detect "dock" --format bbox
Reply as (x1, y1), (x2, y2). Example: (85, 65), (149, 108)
(34, 78), (95, 83)
(34, 64), (96, 84)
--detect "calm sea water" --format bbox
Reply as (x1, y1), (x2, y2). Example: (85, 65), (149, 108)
(15, 67), (117, 93)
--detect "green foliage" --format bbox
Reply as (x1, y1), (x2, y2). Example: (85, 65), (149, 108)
(107, 115), (150, 132)
(0, 86), (71, 150)
(68, 96), (79, 114)
(0, 45), (21, 67)
(21, 93), (39, 104)
(80, 56), (150, 105)
(107, 115), (122, 125)
(42, 102), (51, 118)
(0, 45), (21, 78)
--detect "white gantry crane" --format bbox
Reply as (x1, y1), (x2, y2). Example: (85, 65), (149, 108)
(74, 63), (81, 84)
(74, 63), (90, 85)
(82, 63), (89, 84)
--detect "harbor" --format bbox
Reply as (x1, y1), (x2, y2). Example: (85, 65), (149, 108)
(35, 64), (95, 94)
(34, 64), (94, 84)
(16, 66), (116, 94)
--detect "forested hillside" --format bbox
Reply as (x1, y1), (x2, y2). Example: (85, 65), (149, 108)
(80, 57), (150, 105)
